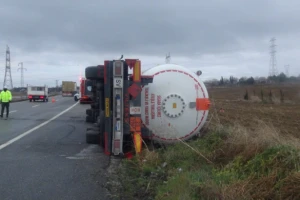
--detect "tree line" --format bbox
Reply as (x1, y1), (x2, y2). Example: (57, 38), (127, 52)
(10, 86), (79, 93)
(205, 72), (300, 86)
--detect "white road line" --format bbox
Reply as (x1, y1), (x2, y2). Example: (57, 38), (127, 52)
(0, 102), (79, 151)
(32, 105), (40, 108)
(9, 110), (17, 113)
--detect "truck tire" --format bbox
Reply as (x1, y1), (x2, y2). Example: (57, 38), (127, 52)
(85, 66), (104, 80)
(86, 109), (93, 116)
(86, 116), (94, 123)
(87, 127), (99, 132)
(86, 130), (99, 144)
(91, 103), (99, 109)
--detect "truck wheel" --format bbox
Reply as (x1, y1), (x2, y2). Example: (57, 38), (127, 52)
(91, 103), (99, 109)
(29, 99), (32, 102)
(85, 66), (104, 80)
(86, 130), (99, 144)
(86, 116), (94, 123)
(87, 127), (99, 132)
(86, 109), (93, 116)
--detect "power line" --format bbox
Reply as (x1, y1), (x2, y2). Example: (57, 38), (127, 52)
(269, 37), (278, 77)
(17, 62), (27, 87)
(3, 45), (13, 89)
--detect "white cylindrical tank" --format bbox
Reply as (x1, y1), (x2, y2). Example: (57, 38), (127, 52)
(141, 64), (210, 143)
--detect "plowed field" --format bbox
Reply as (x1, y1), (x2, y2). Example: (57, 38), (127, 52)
(207, 83), (300, 137)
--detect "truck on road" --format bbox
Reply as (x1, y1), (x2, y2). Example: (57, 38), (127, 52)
(27, 85), (49, 102)
(62, 81), (77, 97)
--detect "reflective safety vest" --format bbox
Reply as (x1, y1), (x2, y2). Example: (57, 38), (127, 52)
(0, 90), (12, 103)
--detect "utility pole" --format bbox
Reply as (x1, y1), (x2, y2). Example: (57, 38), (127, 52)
(165, 52), (171, 64)
(17, 62), (27, 88)
(269, 37), (278, 77)
(3, 45), (13, 89)
(284, 65), (290, 77)
(56, 80), (59, 92)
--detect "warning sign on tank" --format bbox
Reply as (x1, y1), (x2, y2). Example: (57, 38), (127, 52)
(157, 95), (161, 117)
(144, 88), (149, 125)
(151, 93), (155, 119)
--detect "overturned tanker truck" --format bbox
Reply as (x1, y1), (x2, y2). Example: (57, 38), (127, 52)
(84, 58), (210, 157)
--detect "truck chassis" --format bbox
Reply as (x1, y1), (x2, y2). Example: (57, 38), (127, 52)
(84, 59), (153, 156)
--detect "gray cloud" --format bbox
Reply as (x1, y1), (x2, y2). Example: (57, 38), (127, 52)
(0, 0), (300, 87)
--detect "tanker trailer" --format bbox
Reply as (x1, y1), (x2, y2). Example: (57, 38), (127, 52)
(84, 60), (210, 156)
(141, 63), (210, 143)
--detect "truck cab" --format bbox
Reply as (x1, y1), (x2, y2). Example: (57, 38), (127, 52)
(78, 78), (93, 104)
(27, 85), (49, 102)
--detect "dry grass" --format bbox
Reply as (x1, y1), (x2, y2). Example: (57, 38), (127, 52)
(213, 120), (300, 162)
(221, 173), (278, 200)
(280, 172), (300, 199)
(249, 95), (262, 102)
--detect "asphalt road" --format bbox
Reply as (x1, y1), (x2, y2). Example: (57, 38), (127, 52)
(0, 96), (111, 200)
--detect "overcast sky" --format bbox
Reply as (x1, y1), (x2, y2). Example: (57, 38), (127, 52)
(0, 0), (300, 87)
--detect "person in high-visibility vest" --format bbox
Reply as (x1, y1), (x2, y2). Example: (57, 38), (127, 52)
(0, 85), (12, 119)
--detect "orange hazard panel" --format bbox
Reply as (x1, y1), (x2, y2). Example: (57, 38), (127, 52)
(196, 98), (210, 111)
(130, 117), (141, 132)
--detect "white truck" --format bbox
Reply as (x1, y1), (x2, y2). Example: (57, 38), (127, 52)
(27, 85), (49, 102)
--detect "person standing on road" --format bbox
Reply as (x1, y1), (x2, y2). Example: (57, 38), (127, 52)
(0, 86), (12, 120)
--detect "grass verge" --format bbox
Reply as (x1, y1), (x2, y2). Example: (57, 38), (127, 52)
(116, 121), (300, 200)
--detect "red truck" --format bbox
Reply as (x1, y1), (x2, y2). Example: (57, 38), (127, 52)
(74, 78), (93, 104)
